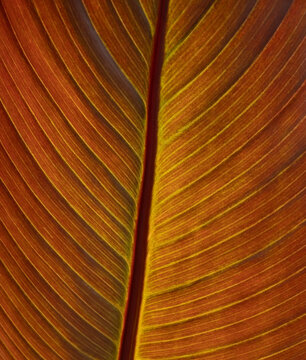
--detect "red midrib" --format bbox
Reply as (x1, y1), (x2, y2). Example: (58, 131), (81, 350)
(118, 1), (169, 359)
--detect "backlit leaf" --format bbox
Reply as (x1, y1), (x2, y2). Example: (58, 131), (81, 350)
(0, 0), (305, 359)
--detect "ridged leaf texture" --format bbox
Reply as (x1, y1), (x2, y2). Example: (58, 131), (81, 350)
(0, 0), (305, 359)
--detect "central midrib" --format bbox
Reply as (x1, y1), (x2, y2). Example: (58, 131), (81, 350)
(118, 1), (169, 359)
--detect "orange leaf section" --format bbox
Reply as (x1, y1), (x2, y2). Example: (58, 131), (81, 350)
(136, 0), (306, 359)
(0, 1), (153, 359)
(1, 0), (305, 359)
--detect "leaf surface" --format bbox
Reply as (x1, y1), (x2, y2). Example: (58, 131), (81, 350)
(0, 0), (305, 359)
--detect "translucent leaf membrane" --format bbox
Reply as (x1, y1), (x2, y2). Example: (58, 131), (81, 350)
(136, 0), (306, 359)
(1, 0), (305, 359)
(139, 0), (159, 33)
(0, 0), (153, 359)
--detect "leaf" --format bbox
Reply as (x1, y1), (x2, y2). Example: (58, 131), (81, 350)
(0, 1), (305, 359)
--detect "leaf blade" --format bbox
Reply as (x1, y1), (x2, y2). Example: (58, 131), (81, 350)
(136, 0), (306, 358)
